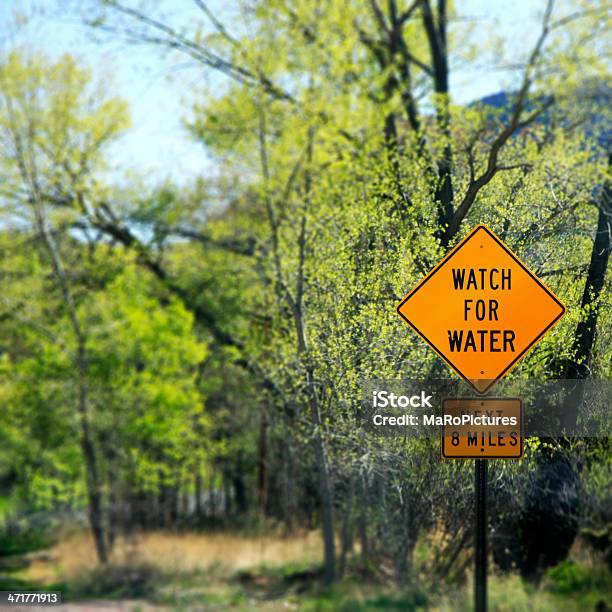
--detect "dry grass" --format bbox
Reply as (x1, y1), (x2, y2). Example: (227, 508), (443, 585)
(23, 528), (323, 585)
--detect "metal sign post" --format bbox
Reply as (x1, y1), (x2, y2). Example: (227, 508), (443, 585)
(396, 223), (568, 612)
(475, 459), (487, 612)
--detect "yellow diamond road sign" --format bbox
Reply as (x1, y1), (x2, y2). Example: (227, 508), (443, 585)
(397, 225), (566, 393)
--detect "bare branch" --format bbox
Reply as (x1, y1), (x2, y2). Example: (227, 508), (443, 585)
(192, 0), (239, 47)
(538, 264), (588, 278)
(399, 0), (422, 24)
(355, 22), (387, 67)
(94, 1), (297, 104)
(550, 6), (610, 31)
(396, 37), (433, 76)
(496, 162), (534, 171)
(443, 0), (555, 244)
(368, 0), (390, 36)
(169, 227), (256, 255)
(0, 296), (71, 355)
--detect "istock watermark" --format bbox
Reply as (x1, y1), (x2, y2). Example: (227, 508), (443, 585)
(361, 379), (611, 438)
(371, 390), (433, 408)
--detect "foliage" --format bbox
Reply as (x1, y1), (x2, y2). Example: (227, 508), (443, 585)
(0, 0), (609, 597)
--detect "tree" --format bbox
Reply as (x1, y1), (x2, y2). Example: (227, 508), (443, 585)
(0, 51), (209, 561)
(77, 0), (610, 580)
(0, 51), (130, 562)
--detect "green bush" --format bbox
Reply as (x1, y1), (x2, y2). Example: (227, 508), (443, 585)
(546, 560), (596, 595)
(0, 529), (50, 558)
(301, 586), (428, 611)
(66, 563), (162, 600)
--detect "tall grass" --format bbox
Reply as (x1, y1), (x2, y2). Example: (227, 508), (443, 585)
(24, 528), (323, 585)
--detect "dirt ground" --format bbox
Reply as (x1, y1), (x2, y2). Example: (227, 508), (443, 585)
(1, 603), (166, 612)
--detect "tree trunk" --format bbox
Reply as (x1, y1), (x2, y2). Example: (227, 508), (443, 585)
(195, 471), (203, 519)
(209, 471), (216, 517)
(256, 412), (268, 514)
(224, 473), (232, 516)
(181, 480), (190, 521)
(339, 476), (354, 577)
(422, 0), (454, 238)
(308, 369), (336, 584)
(233, 452), (248, 515)
(34, 202), (109, 564)
(513, 160), (610, 580)
(281, 426), (298, 531)
(358, 476), (369, 561)
(79, 383), (110, 564)
(565, 163), (611, 382)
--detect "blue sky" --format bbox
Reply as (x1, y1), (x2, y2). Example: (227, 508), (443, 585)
(0, 0), (545, 184)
